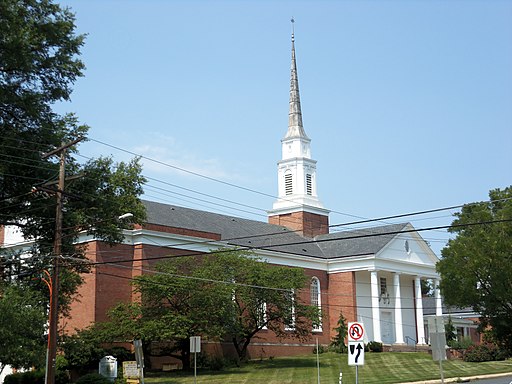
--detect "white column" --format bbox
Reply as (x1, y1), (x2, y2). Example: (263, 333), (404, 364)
(414, 276), (426, 345)
(370, 270), (382, 342)
(434, 279), (442, 316)
(393, 273), (405, 344)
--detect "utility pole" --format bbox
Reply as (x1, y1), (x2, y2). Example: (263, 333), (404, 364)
(42, 138), (83, 384)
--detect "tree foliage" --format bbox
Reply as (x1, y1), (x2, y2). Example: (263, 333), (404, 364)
(206, 251), (320, 361)
(0, 0), (147, 369)
(0, 0), (146, 294)
(330, 311), (348, 353)
(0, 284), (47, 372)
(88, 249), (320, 367)
(437, 186), (512, 351)
(444, 316), (457, 347)
(1, 0), (85, 213)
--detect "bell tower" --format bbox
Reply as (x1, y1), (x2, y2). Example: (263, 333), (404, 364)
(268, 22), (329, 237)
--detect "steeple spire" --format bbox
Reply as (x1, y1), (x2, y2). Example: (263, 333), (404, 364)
(286, 18), (308, 140)
(268, 20), (329, 237)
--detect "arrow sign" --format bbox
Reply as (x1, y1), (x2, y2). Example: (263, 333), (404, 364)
(348, 341), (365, 366)
(355, 343), (363, 363)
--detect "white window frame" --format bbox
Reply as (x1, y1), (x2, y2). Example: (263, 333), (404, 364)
(285, 289), (296, 330)
(311, 277), (322, 332)
(257, 301), (267, 330)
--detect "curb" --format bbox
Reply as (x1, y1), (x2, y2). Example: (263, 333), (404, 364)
(399, 371), (512, 384)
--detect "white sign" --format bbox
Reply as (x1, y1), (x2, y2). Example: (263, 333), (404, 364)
(123, 361), (139, 378)
(348, 322), (365, 342)
(99, 355), (117, 380)
(428, 316), (447, 361)
(190, 336), (201, 353)
(348, 341), (365, 366)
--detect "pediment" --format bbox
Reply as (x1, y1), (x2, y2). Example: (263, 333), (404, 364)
(377, 223), (439, 267)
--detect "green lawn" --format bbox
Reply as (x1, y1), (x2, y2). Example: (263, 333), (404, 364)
(144, 352), (512, 384)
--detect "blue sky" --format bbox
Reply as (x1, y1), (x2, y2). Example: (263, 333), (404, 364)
(56, 0), (512, 255)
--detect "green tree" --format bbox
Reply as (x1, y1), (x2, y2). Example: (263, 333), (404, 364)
(88, 263), (233, 370)
(0, 284), (47, 374)
(437, 186), (512, 351)
(61, 327), (133, 376)
(1, 0), (85, 215)
(89, 249), (320, 367)
(330, 311), (348, 353)
(201, 251), (320, 362)
(444, 316), (457, 347)
(0, 0), (146, 370)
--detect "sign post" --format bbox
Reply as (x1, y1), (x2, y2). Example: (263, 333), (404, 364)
(347, 322), (365, 384)
(428, 316), (447, 384)
(190, 336), (201, 384)
(133, 339), (144, 384)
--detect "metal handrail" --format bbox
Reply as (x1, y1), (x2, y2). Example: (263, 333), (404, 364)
(404, 336), (417, 351)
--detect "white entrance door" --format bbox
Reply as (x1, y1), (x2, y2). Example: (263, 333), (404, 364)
(381, 311), (394, 344)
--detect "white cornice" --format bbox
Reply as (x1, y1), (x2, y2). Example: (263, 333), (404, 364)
(73, 228), (438, 278)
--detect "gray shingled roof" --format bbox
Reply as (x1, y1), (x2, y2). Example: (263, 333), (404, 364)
(422, 297), (478, 317)
(316, 223), (409, 258)
(143, 200), (408, 260)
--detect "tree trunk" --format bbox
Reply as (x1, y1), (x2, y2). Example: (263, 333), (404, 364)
(178, 339), (191, 370)
(232, 336), (252, 362)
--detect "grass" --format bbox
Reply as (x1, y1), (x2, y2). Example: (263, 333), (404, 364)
(144, 352), (512, 384)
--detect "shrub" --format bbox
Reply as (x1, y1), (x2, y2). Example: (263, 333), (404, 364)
(367, 341), (383, 352)
(196, 352), (236, 371)
(206, 356), (226, 371)
(75, 373), (113, 384)
(463, 343), (509, 362)
(312, 345), (326, 354)
(4, 370), (45, 384)
(449, 337), (474, 350)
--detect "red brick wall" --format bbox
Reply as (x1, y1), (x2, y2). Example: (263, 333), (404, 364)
(65, 241), (208, 333)
(64, 242), (99, 333)
(0, 225), (4, 245)
(327, 272), (357, 340)
(94, 242), (135, 323)
(268, 211), (329, 237)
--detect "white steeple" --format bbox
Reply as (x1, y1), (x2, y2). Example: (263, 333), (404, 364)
(268, 22), (329, 235)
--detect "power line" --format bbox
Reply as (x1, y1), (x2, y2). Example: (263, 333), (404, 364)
(88, 137), (370, 221)
(4, 138), (503, 241)
(53, 217), (511, 268)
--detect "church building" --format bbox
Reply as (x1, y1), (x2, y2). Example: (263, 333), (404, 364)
(1, 30), (443, 362)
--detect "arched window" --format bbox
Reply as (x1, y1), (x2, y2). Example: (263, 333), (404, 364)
(257, 301), (267, 329)
(311, 277), (322, 331)
(284, 289), (296, 330)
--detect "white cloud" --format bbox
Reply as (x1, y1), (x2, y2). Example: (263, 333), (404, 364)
(133, 134), (232, 181)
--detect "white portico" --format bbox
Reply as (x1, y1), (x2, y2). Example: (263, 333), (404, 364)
(320, 223), (441, 346)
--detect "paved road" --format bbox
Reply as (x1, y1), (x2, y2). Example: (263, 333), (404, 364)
(471, 375), (512, 384)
